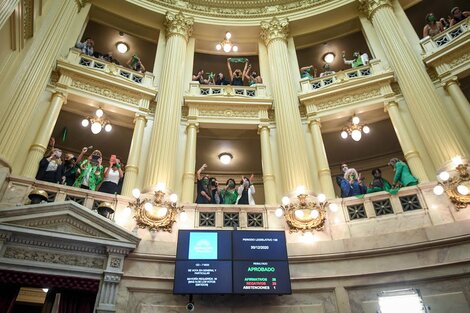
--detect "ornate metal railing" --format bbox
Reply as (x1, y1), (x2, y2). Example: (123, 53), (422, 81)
(188, 81), (268, 98)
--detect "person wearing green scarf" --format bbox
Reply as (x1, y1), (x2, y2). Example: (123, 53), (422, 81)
(221, 178), (238, 204)
(389, 158), (418, 188)
(367, 168), (400, 195)
(73, 150), (104, 191)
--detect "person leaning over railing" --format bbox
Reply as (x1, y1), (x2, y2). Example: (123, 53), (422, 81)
(299, 65), (317, 80)
(73, 150), (104, 191)
(388, 158), (418, 189)
(422, 13), (444, 38)
(75, 37), (94, 56)
(450, 7), (469, 26)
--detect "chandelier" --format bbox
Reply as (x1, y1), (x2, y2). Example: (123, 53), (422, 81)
(340, 115), (370, 141)
(433, 155), (469, 210)
(216, 32), (238, 53)
(81, 109), (112, 134)
(275, 186), (331, 233)
(128, 185), (184, 232)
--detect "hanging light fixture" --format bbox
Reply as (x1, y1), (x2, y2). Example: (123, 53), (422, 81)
(215, 32), (238, 53)
(340, 115), (370, 142)
(81, 108), (112, 135)
(218, 152), (233, 165)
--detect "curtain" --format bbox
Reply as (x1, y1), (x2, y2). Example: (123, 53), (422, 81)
(0, 285), (20, 313)
(58, 290), (96, 313)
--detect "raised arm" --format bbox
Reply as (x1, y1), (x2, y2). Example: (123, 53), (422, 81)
(244, 64), (252, 80)
(227, 59), (233, 80)
(242, 61), (249, 79)
(196, 163), (207, 180)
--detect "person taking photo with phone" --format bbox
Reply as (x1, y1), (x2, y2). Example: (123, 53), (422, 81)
(73, 149), (104, 191)
(98, 155), (124, 194)
(36, 148), (64, 184)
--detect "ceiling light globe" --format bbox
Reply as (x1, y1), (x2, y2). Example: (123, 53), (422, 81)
(225, 32), (232, 40)
(457, 184), (469, 196)
(310, 209), (320, 219)
(341, 130), (348, 139)
(116, 42), (128, 54)
(363, 125), (370, 134)
(323, 53), (335, 64)
(281, 196), (290, 206)
(91, 122), (102, 134)
(157, 207), (168, 218)
(96, 109), (104, 117)
(232, 45), (238, 52)
(132, 188), (141, 199)
(104, 124), (112, 132)
(275, 208), (284, 217)
(317, 193), (326, 203)
(296, 185), (306, 195)
(351, 129), (362, 141)
(352, 116), (360, 125)
(216, 44), (222, 51)
(81, 119), (89, 127)
(219, 153), (232, 165)
(433, 185), (444, 196)
(155, 182), (165, 192)
(144, 202), (153, 212)
(170, 193), (178, 203)
(294, 209), (304, 219)
(452, 155), (463, 167)
(329, 203), (339, 212)
(180, 211), (188, 221)
(223, 43), (231, 53)
(438, 171), (450, 181)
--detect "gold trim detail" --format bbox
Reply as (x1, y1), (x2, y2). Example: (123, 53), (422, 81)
(281, 194), (327, 233)
(165, 11), (194, 41)
(357, 0), (392, 20)
(260, 17), (289, 46)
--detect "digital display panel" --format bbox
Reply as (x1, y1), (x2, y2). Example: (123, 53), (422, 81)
(175, 230), (232, 260)
(232, 231), (288, 260)
(173, 260), (232, 294)
(233, 261), (292, 294)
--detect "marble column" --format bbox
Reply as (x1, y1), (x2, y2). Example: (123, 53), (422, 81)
(385, 101), (429, 182)
(181, 122), (198, 203)
(143, 12), (193, 191)
(358, 0), (468, 166)
(443, 77), (470, 131)
(121, 114), (147, 197)
(260, 18), (313, 193)
(308, 118), (336, 198)
(0, 0), (19, 30)
(258, 123), (277, 205)
(21, 92), (67, 178)
(0, 0), (85, 169)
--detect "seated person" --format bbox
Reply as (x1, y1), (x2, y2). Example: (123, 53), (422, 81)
(450, 7), (470, 26)
(73, 150), (104, 191)
(36, 148), (63, 184)
(340, 168), (367, 197)
(227, 58), (249, 86)
(221, 178), (238, 204)
(75, 38), (94, 56)
(319, 64), (336, 77)
(127, 54), (146, 73)
(195, 163), (211, 204)
(245, 65), (263, 86)
(367, 168), (392, 193)
(388, 158), (418, 188)
(300, 65), (316, 80)
(342, 51), (369, 68)
(215, 73), (230, 85)
(423, 13), (444, 37)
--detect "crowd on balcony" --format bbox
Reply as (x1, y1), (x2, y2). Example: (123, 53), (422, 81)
(35, 138), (124, 195)
(422, 6), (469, 38)
(195, 164), (256, 205)
(192, 58), (262, 86)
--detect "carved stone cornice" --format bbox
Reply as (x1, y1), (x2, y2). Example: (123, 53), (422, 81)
(357, 0), (392, 20)
(260, 17), (289, 46)
(164, 11), (194, 41)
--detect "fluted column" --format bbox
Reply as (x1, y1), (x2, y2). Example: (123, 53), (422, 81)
(143, 12), (193, 191)
(260, 18), (313, 193)
(0, 0), (18, 30)
(181, 122), (199, 203)
(21, 92), (67, 177)
(385, 101), (429, 182)
(0, 0), (83, 168)
(307, 118), (335, 198)
(443, 77), (470, 131)
(358, 0), (468, 166)
(258, 123), (277, 204)
(121, 114), (147, 196)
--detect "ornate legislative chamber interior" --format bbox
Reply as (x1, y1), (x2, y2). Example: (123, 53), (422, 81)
(0, 0), (469, 312)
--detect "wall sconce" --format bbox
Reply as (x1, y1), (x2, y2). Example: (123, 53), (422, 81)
(128, 186), (184, 232)
(340, 115), (370, 141)
(275, 187), (328, 233)
(433, 155), (469, 210)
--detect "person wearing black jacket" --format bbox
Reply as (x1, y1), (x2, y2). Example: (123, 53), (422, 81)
(36, 149), (63, 184)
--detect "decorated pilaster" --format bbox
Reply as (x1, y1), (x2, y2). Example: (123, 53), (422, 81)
(143, 12), (193, 191)
(121, 114), (147, 197)
(261, 18), (313, 193)
(358, 0), (469, 166)
(385, 101), (429, 182)
(307, 118), (336, 199)
(258, 123), (277, 204)
(181, 122), (199, 203)
(0, 0), (19, 30)
(21, 92), (67, 177)
(443, 77), (470, 131)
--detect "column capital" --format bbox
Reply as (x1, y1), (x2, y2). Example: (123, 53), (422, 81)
(51, 91), (67, 103)
(186, 121), (199, 132)
(164, 11), (193, 42)
(442, 76), (459, 89)
(307, 116), (321, 128)
(260, 17), (289, 46)
(357, 0), (392, 20)
(134, 113), (147, 125)
(257, 122), (270, 134)
(384, 99), (399, 112)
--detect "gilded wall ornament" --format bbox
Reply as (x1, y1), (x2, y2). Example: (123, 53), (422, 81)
(165, 11), (194, 41)
(260, 17), (289, 46)
(357, 0), (392, 20)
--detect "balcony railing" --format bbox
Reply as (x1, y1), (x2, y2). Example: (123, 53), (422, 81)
(66, 49), (155, 88)
(188, 81), (268, 98)
(420, 18), (469, 54)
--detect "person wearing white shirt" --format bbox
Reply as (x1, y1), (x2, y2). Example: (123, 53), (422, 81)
(236, 175), (256, 205)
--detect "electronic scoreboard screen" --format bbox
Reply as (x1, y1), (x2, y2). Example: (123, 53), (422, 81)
(173, 230), (291, 295)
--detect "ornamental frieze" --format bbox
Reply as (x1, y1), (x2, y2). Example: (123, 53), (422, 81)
(71, 77), (140, 105)
(315, 88), (382, 111)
